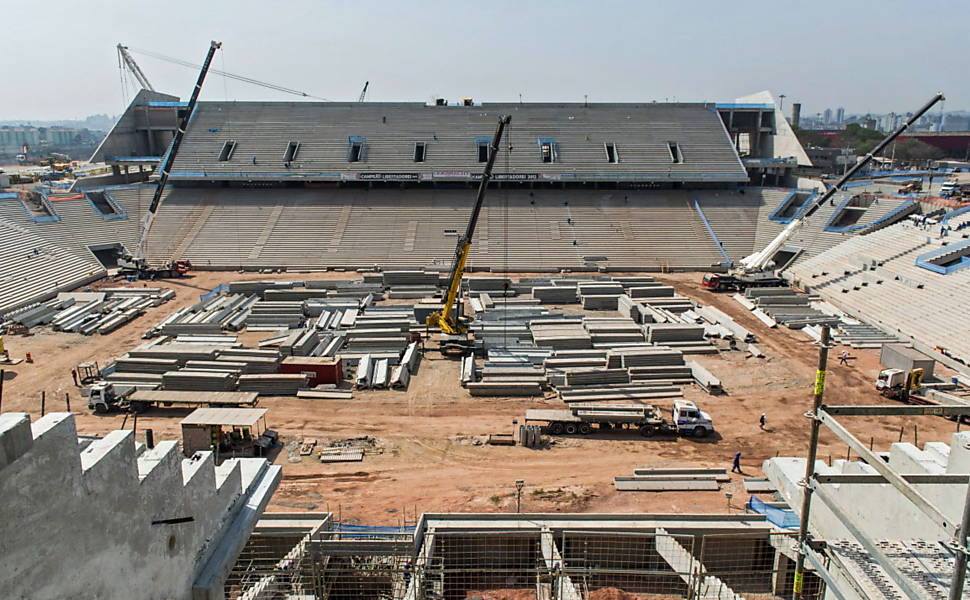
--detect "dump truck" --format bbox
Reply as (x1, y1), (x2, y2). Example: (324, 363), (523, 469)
(525, 400), (714, 438)
(87, 383), (259, 413)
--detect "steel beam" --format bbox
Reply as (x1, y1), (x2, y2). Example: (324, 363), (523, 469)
(810, 481), (925, 600)
(802, 544), (850, 600)
(821, 404), (970, 417)
(817, 408), (958, 535)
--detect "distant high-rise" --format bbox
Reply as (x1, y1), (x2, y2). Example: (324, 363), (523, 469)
(823, 108), (833, 125)
(791, 103), (801, 128)
(836, 107), (845, 125)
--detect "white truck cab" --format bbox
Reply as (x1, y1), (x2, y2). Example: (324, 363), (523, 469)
(672, 400), (715, 438)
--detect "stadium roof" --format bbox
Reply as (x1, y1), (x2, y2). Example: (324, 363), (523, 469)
(162, 101), (747, 183)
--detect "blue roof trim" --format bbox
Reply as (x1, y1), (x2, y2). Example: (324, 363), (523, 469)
(147, 101), (188, 108)
(916, 238), (970, 275)
(768, 189), (816, 224)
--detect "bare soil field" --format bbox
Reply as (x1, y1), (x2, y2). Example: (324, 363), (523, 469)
(1, 270), (961, 524)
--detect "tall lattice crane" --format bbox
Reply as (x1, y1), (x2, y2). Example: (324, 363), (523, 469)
(358, 81), (369, 102)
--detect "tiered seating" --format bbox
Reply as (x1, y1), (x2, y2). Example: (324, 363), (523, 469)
(0, 218), (104, 312)
(141, 187), (767, 270)
(789, 212), (970, 364)
(170, 102), (747, 183)
(0, 191), (141, 262)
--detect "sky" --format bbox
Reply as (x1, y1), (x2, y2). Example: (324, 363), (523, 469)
(1, 0), (967, 121)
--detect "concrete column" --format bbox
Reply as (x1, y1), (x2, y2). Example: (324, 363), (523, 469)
(772, 550), (793, 596)
(540, 528), (581, 600)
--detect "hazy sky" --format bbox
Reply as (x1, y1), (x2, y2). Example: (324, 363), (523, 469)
(2, 0), (966, 121)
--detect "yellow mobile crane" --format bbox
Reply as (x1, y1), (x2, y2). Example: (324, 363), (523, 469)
(426, 115), (511, 347)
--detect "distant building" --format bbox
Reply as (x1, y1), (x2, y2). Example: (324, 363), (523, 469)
(823, 108), (833, 125)
(0, 125), (101, 159)
(836, 107), (845, 125)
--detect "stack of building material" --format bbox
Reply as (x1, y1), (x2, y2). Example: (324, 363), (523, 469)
(15, 288), (175, 335)
(745, 287), (839, 329)
(584, 318), (645, 346)
(246, 301), (306, 329)
(834, 322), (902, 348)
(695, 305), (755, 342)
(280, 356), (342, 385)
(637, 295), (694, 313)
(184, 360), (248, 374)
(215, 349), (281, 373)
(517, 425), (543, 449)
(319, 447), (364, 463)
(559, 384), (682, 403)
(607, 346), (684, 369)
(466, 277), (514, 296)
(614, 467), (724, 491)
(563, 368), (630, 387)
(382, 271), (439, 298)
(531, 321), (592, 350)
(149, 292), (256, 337)
(532, 285), (578, 304)
(128, 343), (222, 365)
(578, 281), (624, 311)
(162, 370), (238, 392)
(628, 285), (676, 298)
(687, 360), (723, 395)
(644, 323), (706, 344)
(237, 373), (309, 395)
(227, 280), (300, 295)
(113, 357), (179, 374)
(466, 381), (543, 396)
(277, 329), (321, 356)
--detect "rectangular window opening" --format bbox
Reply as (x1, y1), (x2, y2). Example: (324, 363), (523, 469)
(667, 142), (683, 164)
(283, 141), (300, 163)
(540, 142), (554, 163)
(413, 142), (426, 163)
(605, 143), (618, 163)
(218, 140), (236, 162)
(349, 142), (363, 163)
(477, 143), (489, 163)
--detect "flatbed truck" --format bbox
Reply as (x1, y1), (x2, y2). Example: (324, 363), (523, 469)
(701, 272), (787, 293)
(87, 383), (259, 413)
(525, 400), (714, 438)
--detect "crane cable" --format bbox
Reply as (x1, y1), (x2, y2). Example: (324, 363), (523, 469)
(127, 46), (331, 101)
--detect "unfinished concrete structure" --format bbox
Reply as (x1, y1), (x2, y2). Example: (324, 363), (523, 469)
(0, 411), (281, 599)
(225, 512), (821, 599)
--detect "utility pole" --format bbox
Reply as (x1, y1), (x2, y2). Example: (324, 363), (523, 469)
(949, 484), (970, 599)
(793, 325), (831, 599)
(515, 480), (525, 513)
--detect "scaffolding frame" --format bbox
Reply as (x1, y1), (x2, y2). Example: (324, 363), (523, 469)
(797, 401), (970, 600)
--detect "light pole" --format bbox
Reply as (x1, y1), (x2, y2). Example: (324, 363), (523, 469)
(515, 480), (525, 513)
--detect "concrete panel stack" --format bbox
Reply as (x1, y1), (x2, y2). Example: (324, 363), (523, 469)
(532, 285), (578, 304)
(745, 287), (839, 329)
(584, 318), (645, 346)
(644, 323), (706, 344)
(607, 346), (685, 368)
(531, 321), (592, 350)
(466, 277), (514, 297)
(127, 343), (222, 366)
(695, 305), (755, 342)
(215, 349), (281, 374)
(563, 368), (631, 387)
(466, 381), (543, 396)
(559, 384), (683, 403)
(237, 373), (309, 395)
(246, 301), (306, 329)
(687, 360), (723, 395)
(162, 370), (238, 392)
(113, 357), (180, 374)
(628, 285), (676, 298)
(578, 282), (624, 311)
(278, 329), (321, 357)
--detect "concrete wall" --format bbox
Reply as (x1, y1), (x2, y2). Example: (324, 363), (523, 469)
(0, 411), (277, 600)
(764, 431), (970, 542)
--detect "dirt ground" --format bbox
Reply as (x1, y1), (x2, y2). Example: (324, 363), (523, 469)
(1, 270), (963, 524)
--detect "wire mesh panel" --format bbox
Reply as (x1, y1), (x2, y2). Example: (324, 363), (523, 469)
(559, 531), (694, 599)
(698, 532), (826, 600)
(429, 531), (547, 600)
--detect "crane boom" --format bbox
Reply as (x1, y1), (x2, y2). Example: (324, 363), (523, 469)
(117, 44), (155, 92)
(136, 40), (222, 262)
(358, 81), (369, 103)
(738, 91), (945, 273)
(427, 115), (511, 335)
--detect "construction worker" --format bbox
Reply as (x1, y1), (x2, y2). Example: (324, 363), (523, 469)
(759, 413), (767, 431)
(731, 451), (742, 474)
(838, 350), (850, 366)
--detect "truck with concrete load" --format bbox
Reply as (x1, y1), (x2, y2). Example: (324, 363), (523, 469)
(701, 272), (787, 293)
(525, 400), (714, 438)
(87, 382), (259, 413)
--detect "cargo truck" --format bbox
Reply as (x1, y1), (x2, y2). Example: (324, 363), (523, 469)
(525, 400), (714, 438)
